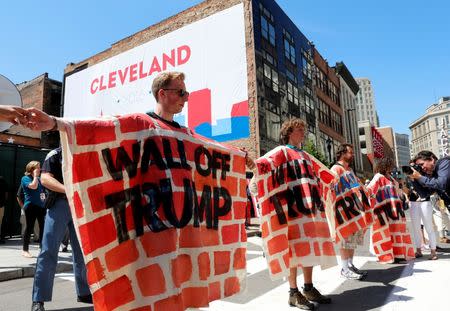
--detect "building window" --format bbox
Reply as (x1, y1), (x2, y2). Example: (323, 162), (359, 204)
(263, 62), (279, 92)
(331, 109), (342, 134)
(265, 100), (281, 141)
(263, 50), (277, 67)
(301, 49), (313, 81)
(359, 127), (365, 135)
(260, 4), (275, 46)
(328, 81), (340, 106)
(319, 99), (330, 126)
(315, 69), (327, 94)
(286, 68), (297, 84)
(305, 95), (314, 115)
(287, 80), (299, 105)
(283, 29), (296, 64)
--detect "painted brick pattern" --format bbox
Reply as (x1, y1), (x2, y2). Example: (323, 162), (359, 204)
(367, 173), (415, 263)
(60, 113), (247, 311)
(329, 165), (374, 243)
(254, 146), (337, 280)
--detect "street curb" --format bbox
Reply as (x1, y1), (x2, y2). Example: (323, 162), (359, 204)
(0, 262), (72, 282)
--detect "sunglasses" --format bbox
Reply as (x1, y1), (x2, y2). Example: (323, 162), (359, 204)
(162, 88), (189, 97)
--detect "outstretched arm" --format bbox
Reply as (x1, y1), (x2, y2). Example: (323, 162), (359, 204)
(0, 106), (29, 124)
(25, 108), (66, 132)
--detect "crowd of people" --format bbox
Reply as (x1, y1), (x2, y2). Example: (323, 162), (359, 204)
(1, 71), (450, 311)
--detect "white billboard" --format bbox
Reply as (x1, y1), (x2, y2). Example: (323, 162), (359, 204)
(64, 4), (249, 142)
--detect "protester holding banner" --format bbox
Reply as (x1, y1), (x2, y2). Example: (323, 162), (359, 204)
(252, 118), (336, 310)
(31, 148), (91, 311)
(330, 144), (371, 280)
(367, 158), (415, 264)
(24, 71), (248, 311)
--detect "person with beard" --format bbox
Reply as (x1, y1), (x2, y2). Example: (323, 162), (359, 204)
(331, 144), (368, 280)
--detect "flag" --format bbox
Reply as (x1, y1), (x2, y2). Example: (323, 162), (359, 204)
(371, 127), (384, 158)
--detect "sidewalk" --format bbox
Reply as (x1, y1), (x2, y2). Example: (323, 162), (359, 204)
(0, 237), (73, 282)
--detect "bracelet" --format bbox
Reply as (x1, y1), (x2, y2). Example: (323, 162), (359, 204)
(49, 116), (58, 131)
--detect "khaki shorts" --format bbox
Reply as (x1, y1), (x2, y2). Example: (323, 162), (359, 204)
(341, 229), (364, 249)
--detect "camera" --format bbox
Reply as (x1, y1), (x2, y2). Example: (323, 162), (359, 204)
(401, 164), (423, 175)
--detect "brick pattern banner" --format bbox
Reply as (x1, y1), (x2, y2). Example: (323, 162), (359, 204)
(329, 165), (373, 243)
(59, 113), (248, 311)
(367, 173), (414, 263)
(254, 146), (337, 280)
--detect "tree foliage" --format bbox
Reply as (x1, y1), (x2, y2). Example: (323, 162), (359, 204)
(303, 139), (331, 167)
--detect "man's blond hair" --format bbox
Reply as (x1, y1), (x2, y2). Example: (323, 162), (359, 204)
(151, 71), (185, 102)
(280, 118), (306, 145)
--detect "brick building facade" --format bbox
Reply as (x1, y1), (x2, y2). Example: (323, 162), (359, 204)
(313, 48), (344, 163)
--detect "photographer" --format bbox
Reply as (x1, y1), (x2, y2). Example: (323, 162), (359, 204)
(409, 151), (450, 207)
(405, 159), (437, 260)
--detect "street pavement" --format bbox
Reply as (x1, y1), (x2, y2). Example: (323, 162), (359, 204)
(1, 232), (450, 311)
(0, 237), (72, 282)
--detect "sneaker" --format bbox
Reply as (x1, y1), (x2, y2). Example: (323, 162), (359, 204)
(302, 287), (331, 304)
(77, 294), (93, 304)
(31, 302), (45, 311)
(341, 268), (363, 280)
(349, 264), (368, 277)
(61, 246), (68, 252)
(288, 292), (315, 310)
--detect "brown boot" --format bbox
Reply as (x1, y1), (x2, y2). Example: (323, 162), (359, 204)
(302, 287), (332, 304)
(289, 291), (315, 310)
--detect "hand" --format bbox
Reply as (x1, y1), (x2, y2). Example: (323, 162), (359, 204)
(25, 108), (56, 131)
(410, 167), (422, 180)
(241, 148), (256, 170)
(33, 168), (40, 178)
(0, 106), (29, 125)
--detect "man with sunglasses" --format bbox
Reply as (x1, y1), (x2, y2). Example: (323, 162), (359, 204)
(147, 71), (189, 127)
(408, 150), (450, 210)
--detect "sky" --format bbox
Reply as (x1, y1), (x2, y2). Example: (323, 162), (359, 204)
(1, 0), (449, 135)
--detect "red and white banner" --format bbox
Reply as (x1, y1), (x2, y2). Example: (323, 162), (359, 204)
(367, 173), (414, 263)
(371, 127), (384, 158)
(60, 113), (248, 311)
(254, 146), (337, 280)
(329, 165), (373, 243)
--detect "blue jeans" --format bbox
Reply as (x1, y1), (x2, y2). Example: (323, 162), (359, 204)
(32, 198), (90, 302)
